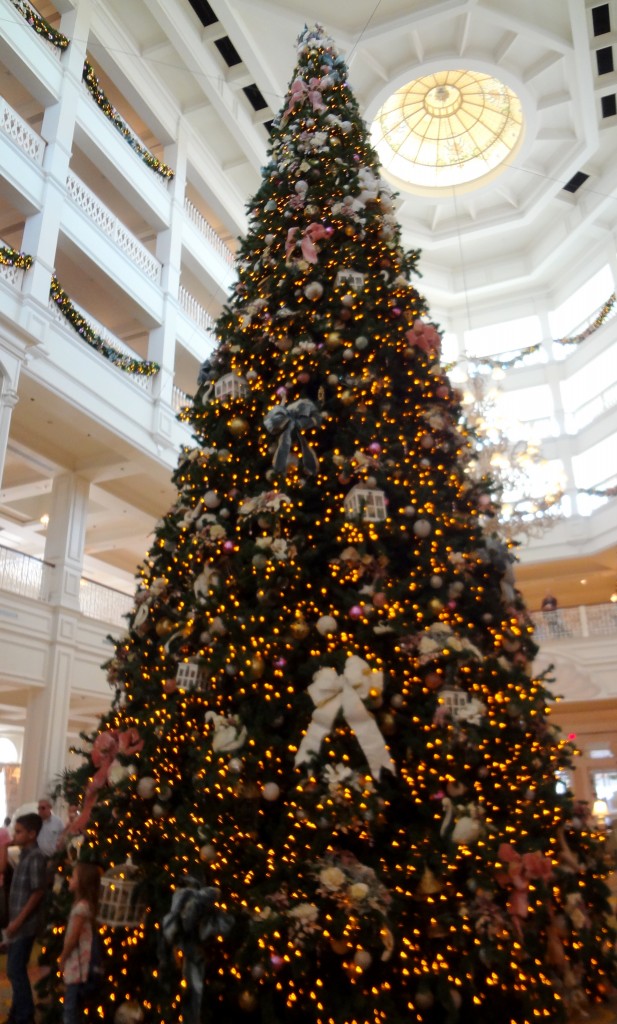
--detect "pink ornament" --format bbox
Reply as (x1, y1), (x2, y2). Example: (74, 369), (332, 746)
(373, 592), (387, 608)
(368, 442), (381, 455)
(163, 678), (177, 694)
(276, 386), (287, 398)
(270, 954), (284, 971)
(325, 226), (334, 237)
(297, 372), (310, 384)
(274, 657), (287, 669)
(448, 600), (457, 610)
(349, 605), (363, 619)
(223, 540), (235, 553)
(390, 306), (402, 318)
(353, 153), (360, 161)
(436, 385), (449, 399)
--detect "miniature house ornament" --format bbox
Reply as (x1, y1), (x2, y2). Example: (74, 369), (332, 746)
(214, 373), (249, 400)
(344, 485), (387, 522)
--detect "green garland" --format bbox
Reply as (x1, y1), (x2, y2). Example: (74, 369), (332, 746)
(50, 276), (160, 378)
(10, 0), (69, 49)
(0, 245), (33, 270)
(82, 62), (175, 181)
(459, 292), (617, 372)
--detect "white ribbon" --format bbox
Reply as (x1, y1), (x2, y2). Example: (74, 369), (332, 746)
(294, 655), (396, 779)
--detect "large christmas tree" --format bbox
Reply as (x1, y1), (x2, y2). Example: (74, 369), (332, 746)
(44, 23), (616, 1024)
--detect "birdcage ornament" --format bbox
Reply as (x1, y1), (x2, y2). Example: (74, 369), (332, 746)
(98, 859), (146, 928)
(175, 660), (207, 691)
(335, 269), (366, 292)
(438, 687), (470, 718)
(214, 373), (249, 401)
(344, 485), (387, 522)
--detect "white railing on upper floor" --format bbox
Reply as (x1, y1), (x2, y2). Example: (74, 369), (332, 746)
(66, 172), (162, 282)
(532, 603), (617, 642)
(565, 380), (617, 433)
(178, 286), (216, 334)
(0, 544), (134, 628)
(79, 577), (134, 628)
(172, 385), (193, 413)
(47, 294), (155, 393)
(0, 95), (45, 164)
(0, 545), (52, 601)
(184, 200), (236, 267)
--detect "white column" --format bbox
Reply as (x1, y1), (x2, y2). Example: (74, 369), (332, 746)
(150, 128), (187, 437)
(0, 386), (18, 487)
(21, 0), (93, 313)
(18, 472), (90, 800)
(43, 473), (90, 609)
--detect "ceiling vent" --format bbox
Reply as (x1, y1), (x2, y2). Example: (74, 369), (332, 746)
(592, 4), (611, 35)
(563, 171), (589, 193)
(186, 0), (217, 27)
(243, 84), (268, 112)
(214, 36), (242, 67)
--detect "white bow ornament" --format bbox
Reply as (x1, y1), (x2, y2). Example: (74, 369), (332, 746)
(294, 655), (396, 779)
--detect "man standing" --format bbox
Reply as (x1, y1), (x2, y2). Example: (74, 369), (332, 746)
(36, 798), (64, 858)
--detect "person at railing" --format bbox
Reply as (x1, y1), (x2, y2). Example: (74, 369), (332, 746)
(541, 592), (567, 636)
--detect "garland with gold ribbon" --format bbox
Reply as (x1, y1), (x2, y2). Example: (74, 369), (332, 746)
(50, 276), (160, 378)
(0, 246), (33, 270)
(82, 62), (174, 181)
(9, 0), (69, 49)
(444, 293), (617, 374)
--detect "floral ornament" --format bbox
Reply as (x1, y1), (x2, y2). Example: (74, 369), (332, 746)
(496, 843), (553, 936)
(295, 655), (396, 779)
(264, 398), (321, 476)
(310, 851), (394, 960)
(255, 536), (290, 561)
(417, 622), (483, 664)
(239, 490), (291, 518)
(205, 712), (247, 753)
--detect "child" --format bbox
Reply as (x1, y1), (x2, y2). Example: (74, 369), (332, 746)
(5, 812), (47, 1024)
(59, 862), (102, 1024)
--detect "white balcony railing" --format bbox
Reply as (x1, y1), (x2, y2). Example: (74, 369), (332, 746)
(79, 577), (133, 627)
(565, 380), (617, 433)
(172, 385), (193, 413)
(0, 545), (51, 600)
(66, 172), (162, 282)
(0, 95), (45, 164)
(178, 286), (216, 334)
(532, 603), (617, 642)
(184, 200), (236, 267)
(0, 545), (134, 628)
(48, 294), (155, 393)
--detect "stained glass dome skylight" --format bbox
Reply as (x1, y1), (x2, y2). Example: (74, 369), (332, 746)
(371, 70), (524, 190)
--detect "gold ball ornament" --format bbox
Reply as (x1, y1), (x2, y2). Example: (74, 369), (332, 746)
(330, 937), (350, 955)
(155, 617), (175, 637)
(290, 619), (310, 640)
(238, 991), (258, 1013)
(380, 712), (396, 736)
(114, 1003), (145, 1024)
(250, 656), (266, 679)
(326, 332), (343, 350)
(429, 598), (444, 612)
(228, 416), (249, 437)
